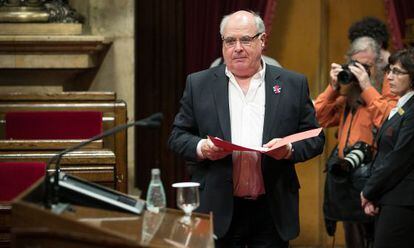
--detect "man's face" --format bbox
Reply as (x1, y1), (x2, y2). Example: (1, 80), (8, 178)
(351, 50), (377, 78)
(221, 12), (264, 78)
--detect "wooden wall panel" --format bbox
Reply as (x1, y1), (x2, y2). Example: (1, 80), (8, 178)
(267, 0), (324, 246)
(328, 0), (388, 66)
(267, 0), (322, 98)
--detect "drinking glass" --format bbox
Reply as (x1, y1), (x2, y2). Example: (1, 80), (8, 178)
(172, 182), (200, 218)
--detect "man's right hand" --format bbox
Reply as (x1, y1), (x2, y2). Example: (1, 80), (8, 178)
(200, 138), (231, 161)
(330, 63), (343, 91)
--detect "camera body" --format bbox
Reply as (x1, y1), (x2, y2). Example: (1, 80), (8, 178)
(337, 60), (371, 85)
(330, 141), (373, 181)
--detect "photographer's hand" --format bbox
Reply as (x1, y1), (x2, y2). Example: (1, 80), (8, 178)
(330, 63), (342, 91)
(349, 62), (372, 91)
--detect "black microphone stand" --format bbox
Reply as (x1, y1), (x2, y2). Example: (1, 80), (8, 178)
(44, 113), (163, 212)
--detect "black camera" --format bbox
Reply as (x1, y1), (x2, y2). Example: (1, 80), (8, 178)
(337, 61), (371, 85)
(330, 141), (372, 181)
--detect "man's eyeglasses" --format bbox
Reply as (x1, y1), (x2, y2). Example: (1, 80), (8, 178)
(222, 33), (262, 48)
(386, 66), (409, 76)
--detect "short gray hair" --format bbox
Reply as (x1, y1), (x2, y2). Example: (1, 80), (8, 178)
(219, 11), (265, 36)
(347, 36), (383, 87)
(347, 36), (381, 64)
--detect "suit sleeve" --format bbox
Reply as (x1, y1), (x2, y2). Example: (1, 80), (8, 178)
(363, 109), (414, 201)
(291, 76), (325, 163)
(168, 74), (202, 162)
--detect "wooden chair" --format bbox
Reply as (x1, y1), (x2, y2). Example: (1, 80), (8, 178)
(0, 161), (46, 247)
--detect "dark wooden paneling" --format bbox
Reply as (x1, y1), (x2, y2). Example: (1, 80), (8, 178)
(135, 0), (186, 208)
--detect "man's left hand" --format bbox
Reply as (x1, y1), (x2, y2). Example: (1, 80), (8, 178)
(263, 138), (292, 160)
(349, 62), (371, 90)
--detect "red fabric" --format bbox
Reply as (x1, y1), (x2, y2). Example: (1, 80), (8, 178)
(0, 162), (46, 202)
(5, 111), (103, 140)
(384, 0), (414, 49)
(263, 0), (277, 39)
(385, 0), (404, 49)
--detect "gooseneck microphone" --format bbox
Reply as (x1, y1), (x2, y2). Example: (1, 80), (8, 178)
(44, 112), (163, 213)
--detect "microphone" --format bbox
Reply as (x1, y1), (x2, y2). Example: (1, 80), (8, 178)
(135, 112), (163, 128)
(44, 112), (163, 214)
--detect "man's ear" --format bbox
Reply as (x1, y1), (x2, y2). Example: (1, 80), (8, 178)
(260, 33), (267, 48)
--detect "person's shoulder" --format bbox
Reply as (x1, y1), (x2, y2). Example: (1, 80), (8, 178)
(188, 64), (225, 80)
(266, 64), (306, 80)
(262, 55), (282, 67)
(209, 57), (223, 68)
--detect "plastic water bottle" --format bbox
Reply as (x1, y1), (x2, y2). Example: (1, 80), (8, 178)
(146, 168), (166, 213)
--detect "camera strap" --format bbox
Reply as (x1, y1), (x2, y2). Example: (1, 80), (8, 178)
(342, 104), (355, 154)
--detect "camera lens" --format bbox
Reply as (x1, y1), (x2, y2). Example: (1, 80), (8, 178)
(337, 68), (355, 84)
(344, 149), (365, 169)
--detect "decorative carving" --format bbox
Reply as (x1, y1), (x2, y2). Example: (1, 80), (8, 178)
(45, 0), (83, 23)
(0, 0), (83, 23)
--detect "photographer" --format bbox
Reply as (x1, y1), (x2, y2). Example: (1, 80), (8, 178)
(314, 36), (398, 248)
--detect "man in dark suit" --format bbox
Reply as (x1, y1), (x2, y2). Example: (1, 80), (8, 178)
(169, 10), (324, 248)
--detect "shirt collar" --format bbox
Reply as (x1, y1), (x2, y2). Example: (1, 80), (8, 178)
(225, 58), (266, 82)
(397, 90), (414, 108)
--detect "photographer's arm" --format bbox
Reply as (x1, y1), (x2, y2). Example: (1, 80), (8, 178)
(361, 82), (397, 129)
(314, 63), (346, 128)
(350, 63), (398, 128)
(314, 85), (345, 128)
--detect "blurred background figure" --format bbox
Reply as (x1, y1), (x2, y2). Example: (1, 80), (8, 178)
(348, 17), (390, 70)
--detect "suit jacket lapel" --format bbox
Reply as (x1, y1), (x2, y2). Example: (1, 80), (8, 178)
(377, 95), (414, 141)
(212, 65), (232, 141)
(262, 67), (282, 143)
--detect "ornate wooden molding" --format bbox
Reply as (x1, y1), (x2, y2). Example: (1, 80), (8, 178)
(0, 35), (111, 68)
(0, 0), (83, 23)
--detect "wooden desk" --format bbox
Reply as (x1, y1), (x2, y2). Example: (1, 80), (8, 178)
(11, 180), (214, 248)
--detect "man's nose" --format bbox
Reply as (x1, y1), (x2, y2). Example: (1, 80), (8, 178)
(234, 40), (243, 51)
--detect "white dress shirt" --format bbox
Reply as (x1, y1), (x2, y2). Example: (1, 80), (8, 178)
(388, 91), (414, 120)
(226, 61), (266, 198)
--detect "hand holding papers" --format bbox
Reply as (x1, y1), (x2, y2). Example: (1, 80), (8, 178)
(208, 128), (322, 154)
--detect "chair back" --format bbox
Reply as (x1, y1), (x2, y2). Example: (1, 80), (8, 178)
(0, 162), (46, 202)
(5, 111), (102, 140)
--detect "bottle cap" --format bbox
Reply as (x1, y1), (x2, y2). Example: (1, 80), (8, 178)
(151, 168), (160, 174)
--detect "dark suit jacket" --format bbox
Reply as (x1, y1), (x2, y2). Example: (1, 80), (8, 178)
(363, 95), (414, 206)
(168, 64), (325, 240)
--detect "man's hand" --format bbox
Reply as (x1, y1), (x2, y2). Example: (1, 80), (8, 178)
(360, 192), (379, 216)
(330, 63), (343, 91)
(200, 138), (231, 161)
(263, 138), (292, 160)
(349, 62), (371, 90)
